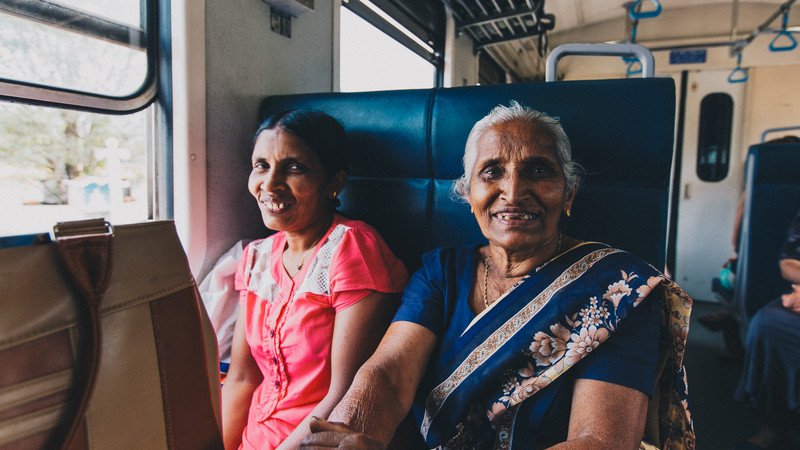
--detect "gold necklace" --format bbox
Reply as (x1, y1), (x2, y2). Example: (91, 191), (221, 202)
(292, 216), (332, 275)
(483, 233), (562, 309)
(296, 245), (315, 271)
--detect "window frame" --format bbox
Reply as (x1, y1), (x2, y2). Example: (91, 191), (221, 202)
(0, 0), (160, 114)
(695, 92), (734, 182)
(342, 0), (444, 87)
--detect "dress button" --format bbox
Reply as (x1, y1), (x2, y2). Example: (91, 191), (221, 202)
(269, 330), (275, 337)
(274, 380), (281, 388)
(272, 357), (278, 365)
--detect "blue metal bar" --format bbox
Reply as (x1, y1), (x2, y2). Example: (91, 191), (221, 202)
(761, 126), (800, 142)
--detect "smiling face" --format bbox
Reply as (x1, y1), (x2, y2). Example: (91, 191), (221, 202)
(469, 119), (575, 256)
(248, 127), (339, 236)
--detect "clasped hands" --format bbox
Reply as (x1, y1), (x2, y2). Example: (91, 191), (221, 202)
(298, 417), (383, 449)
(781, 283), (800, 313)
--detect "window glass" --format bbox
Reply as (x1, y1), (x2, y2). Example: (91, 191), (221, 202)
(0, 0), (153, 237)
(55, 0), (140, 27)
(340, 7), (434, 92)
(696, 93), (733, 182)
(0, 0), (148, 97)
(0, 103), (151, 236)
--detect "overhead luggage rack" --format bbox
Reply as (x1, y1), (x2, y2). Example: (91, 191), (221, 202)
(442, 0), (555, 81)
(446, 0), (554, 49)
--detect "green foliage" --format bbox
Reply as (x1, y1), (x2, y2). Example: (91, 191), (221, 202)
(0, 4), (148, 205)
(0, 102), (146, 204)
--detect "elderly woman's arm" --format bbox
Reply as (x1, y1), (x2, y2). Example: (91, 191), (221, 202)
(300, 321), (437, 447)
(780, 258), (800, 313)
(547, 379), (649, 450)
(275, 292), (398, 450)
(780, 257), (800, 284)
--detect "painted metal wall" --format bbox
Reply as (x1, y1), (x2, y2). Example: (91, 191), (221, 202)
(204, 0), (339, 276)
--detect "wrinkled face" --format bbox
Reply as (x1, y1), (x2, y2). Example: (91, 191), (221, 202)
(469, 120), (575, 254)
(248, 128), (333, 234)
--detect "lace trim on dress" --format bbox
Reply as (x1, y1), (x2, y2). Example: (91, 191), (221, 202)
(299, 223), (346, 296)
(246, 238), (281, 303)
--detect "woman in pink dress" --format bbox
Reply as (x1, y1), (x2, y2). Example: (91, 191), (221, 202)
(221, 109), (409, 449)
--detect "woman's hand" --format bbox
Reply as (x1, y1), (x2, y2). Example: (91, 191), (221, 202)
(781, 284), (800, 313)
(299, 418), (383, 449)
(275, 292), (398, 449)
(301, 321), (437, 447)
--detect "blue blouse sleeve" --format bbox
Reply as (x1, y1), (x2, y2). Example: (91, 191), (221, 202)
(571, 288), (662, 397)
(392, 248), (448, 335)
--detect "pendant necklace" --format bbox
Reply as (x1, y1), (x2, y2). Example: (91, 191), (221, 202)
(290, 216), (332, 277)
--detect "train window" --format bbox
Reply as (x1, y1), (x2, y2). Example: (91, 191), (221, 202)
(0, 103), (151, 237)
(340, 1), (436, 92)
(696, 93), (734, 182)
(0, 0), (153, 101)
(0, 0), (157, 237)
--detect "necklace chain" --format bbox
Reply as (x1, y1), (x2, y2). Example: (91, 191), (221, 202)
(291, 215), (332, 276)
(483, 233), (562, 309)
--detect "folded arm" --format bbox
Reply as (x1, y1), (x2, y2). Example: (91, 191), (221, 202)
(780, 257), (800, 285)
(549, 378), (649, 450)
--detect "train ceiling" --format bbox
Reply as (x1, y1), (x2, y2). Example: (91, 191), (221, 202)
(442, 0), (799, 82)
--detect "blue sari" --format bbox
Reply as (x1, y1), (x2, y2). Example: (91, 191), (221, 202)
(397, 242), (694, 449)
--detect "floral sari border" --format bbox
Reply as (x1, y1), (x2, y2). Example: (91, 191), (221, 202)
(420, 247), (621, 438)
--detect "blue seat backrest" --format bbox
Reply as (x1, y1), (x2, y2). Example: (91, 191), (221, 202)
(735, 143), (800, 318)
(259, 78), (676, 273)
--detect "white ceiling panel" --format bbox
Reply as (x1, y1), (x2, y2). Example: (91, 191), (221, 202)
(444, 0), (799, 81)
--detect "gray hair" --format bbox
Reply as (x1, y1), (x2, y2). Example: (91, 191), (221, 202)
(452, 101), (580, 201)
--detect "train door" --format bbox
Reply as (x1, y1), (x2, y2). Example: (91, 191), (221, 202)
(673, 69), (747, 302)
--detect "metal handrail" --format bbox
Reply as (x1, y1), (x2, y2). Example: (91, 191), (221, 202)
(546, 43), (654, 81)
(761, 126), (800, 142)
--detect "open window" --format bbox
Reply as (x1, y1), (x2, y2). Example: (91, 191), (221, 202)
(0, 0), (162, 237)
(696, 93), (734, 182)
(340, 0), (443, 91)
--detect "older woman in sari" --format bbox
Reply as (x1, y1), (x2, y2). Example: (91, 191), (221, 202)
(301, 102), (695, 449)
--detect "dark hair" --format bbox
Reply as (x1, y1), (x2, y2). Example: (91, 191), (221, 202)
(252, 109), (349, 178)
(765, 135), (800, 144)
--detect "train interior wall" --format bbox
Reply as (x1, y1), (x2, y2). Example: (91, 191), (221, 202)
(183, 1), (479, 279)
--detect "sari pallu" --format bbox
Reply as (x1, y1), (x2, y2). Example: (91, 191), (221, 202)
(419, 242), (694, 449)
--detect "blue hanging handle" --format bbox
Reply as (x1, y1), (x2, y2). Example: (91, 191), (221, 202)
(623, 55), (643, 76)
(629, 0), (662, 20)
(728, 53), (748, 83)
(728, 67), (748, 83)
(769, 12), (797, 52)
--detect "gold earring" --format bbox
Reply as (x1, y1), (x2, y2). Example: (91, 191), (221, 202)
(470, 207), (474, 214)
(332, 191), (337, 198)
(566, 209), (571, 217)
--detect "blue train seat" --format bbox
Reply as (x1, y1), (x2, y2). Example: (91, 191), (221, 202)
(258, 78), (676, 273)
(735, 143), (800, 319)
